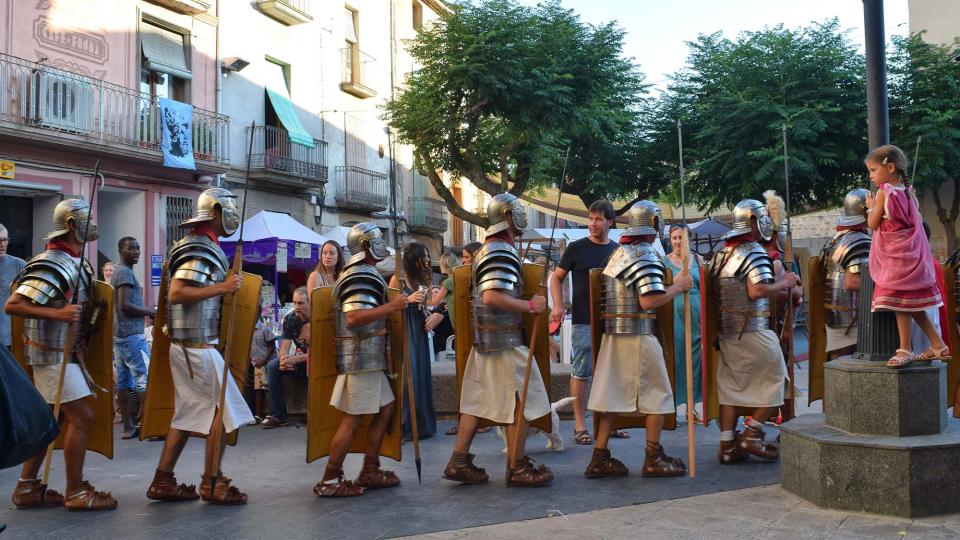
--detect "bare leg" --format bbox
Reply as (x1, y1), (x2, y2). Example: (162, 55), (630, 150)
(751, 407), (775, 426)
(60, 398), (94, 492)
(571, 377), (590, 433)
(365, 402), (395, 458)
(644, 413), (664, 444)
(453, 414), (479, 454)
(203, 408), (228, 478)
(156, 429), (191, 473)
(325, 414), (364, 479)
(593, 413), (615, 450)
(719, 405), (738, 432)
(895, 312), (913, 352)
(911, 311), (947, 350)
(19, 450), (44, 481)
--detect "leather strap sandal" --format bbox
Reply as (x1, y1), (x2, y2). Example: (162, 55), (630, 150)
(718, 433), (749, 465)
(887, 349), (915, 369)
(199, 475), (248, 505)
(63, 481), (117, 512)
(507, 456), (553, 487)
(584, 447), (628, 478)
(355, 458), (400, 489)
(442, 452), (489, 485)
(737, 426), (779, 461)
(642, 443), (687, 477)
(314, 466), (365, 498)
(146, 469), (199, 502)
(12, 479), (64, 509)
(916, 347), (951, 362)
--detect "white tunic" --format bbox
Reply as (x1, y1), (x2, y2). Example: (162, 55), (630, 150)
(330, 371), (395, 415)
(459, 346), (551, 424)
(717, 329), (788, 408)
(588, 333), (674, 415)
(33, 364), (91, 404)
(169, 346), (253, 434)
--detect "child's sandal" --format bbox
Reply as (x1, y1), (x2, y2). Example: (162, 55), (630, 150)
(916, 347), (951, 362)
(886, 349), (914, 369)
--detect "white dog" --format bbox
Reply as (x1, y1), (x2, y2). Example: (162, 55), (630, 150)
(495, 396), (576, 453)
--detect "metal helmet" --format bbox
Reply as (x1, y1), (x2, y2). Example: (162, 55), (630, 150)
(44, 198), (99, 242)
(723, 199), (773, 241)
(485, 193), (527, 235)
(179, 187), (240, 235)
(622, 200), (661, 237)
(837, 188), (870, 227)
(345, 222), (390, 267)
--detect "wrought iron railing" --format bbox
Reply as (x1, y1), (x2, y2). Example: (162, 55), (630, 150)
(334, 165), (388, 211)
(247, 124), (327, 181)
(0, 53), (229, 163)
(409, 196), (448, 233)
(340, 47), (376, 97)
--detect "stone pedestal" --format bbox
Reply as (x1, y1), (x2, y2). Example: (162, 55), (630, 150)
(780, 359), (960, 517)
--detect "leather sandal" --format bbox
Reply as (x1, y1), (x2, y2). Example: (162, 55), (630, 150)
(887, 349), (915, 369)
(63, 481), (117, 511)
(584, 447), (628, 478)
(507, 456), (553, 487)
(355, 458), (400, 489)
(12, 479), (64, 509)
(642, 443), (687, 477)
(314, 466), (365, 497)
(146, 469), (199, 502)
(718, 433), (749, 465)
(916, 347), (951, 362)
(738, 426), (779, 461)
(573, 430), (594, 445)
(442, 452), (489, 485)
(199, 475), (248, 505)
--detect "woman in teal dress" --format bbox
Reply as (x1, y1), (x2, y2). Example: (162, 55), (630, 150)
(664, 225), (703, 423)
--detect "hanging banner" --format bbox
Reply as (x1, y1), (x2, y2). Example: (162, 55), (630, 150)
(294, 242), (311, 259)
(276, 241), (288, 273)
(158, 97), (196, 170)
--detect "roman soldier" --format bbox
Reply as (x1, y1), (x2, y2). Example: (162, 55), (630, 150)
(443, 193), (554, 487)
(6, 198), (117, 511)
(710, 199), (798, 464)
(146, 187), (255, 505)
(312, 222), (412, 497)
(822, 189), (871, 358)
(584, 201), (690, 478)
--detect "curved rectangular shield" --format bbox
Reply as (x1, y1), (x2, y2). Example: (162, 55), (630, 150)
(807, 256), (827, 405)
(306, 287), (403, 463)
(701, 260), (720, 425)
(943, 262), (960, 411)
(521, 262), (552, 433)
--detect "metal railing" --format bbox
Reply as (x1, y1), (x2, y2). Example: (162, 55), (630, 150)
(275, 0), (310, 11)
(334, 165), (388, 211)
(340, 47), (376, 97)
(409, 196), (448, 233)
(247, 124), (327, 181)
(0, 52), (229, 163)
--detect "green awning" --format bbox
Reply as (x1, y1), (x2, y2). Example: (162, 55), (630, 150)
(266, 88), (316, 148)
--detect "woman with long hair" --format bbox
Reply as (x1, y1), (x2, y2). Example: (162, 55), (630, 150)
(664, 224), (703, 424)
(388, 241), (438, 439)
(307, 240), (343, 290)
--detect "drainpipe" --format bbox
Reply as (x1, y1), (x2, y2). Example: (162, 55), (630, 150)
(388, 0), (399, 248)
(215, 0), (223, 187)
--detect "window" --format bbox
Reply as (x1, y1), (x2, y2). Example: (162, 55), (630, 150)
(139, 19), (191, 101)
(344, 7), (359, 82)
(412, 1), (423, 31)
(165, 196), (193, 250)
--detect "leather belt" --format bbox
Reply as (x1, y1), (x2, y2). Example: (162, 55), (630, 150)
(23, 337), (65, 353)
(171, 339), (215, 350)
(601, 313), (656, 320)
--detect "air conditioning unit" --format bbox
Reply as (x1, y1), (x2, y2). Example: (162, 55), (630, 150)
(30, 68), (93, 133)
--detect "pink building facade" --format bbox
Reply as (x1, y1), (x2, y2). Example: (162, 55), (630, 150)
(0, 0), (228, 305)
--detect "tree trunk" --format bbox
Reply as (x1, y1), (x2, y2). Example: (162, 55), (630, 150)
(932, 175), (960, 255)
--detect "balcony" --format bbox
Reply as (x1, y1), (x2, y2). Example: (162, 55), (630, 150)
(256, 0), (313, 25)
(147, 0), (211, 15)
(0, 53), (229, 174)
(334, 166), (388, 212)
(340, 47), (377, 99)
(247, 125), (327, 190)
(409, 197), (449, 234)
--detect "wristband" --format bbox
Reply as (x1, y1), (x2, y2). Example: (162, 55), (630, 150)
(528, 300), (535, 313)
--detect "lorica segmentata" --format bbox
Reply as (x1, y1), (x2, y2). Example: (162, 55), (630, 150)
(823, 230), (870, 330)
(713, 242), (774, 337)
(601, 243), (663, 334)
(15, 249), (92, 365)
(333, 263), (389, 374)
(472, 241), (524, 353)
(165, 234), (228, 345)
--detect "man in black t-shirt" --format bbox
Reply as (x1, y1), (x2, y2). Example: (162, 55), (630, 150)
(550, 200), (619, 445)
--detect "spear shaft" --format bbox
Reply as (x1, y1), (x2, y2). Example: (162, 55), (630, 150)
(677, 120), (695, 478)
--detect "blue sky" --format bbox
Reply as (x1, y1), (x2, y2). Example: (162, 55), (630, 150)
(517, 0), (910, 90)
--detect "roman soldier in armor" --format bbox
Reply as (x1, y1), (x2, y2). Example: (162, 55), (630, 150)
(313, 222), (414, 497)
(442, 193), (554, 487)
(146, 187), (255, 505)
(711, 199), (798, 464)
(584, 201), (691, 478)
(822, 189), (871, 358)
(5, 199), (117, 511)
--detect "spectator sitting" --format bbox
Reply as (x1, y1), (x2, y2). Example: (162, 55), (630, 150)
(261, 286), (310, 428)
(246, 314), (278, 423)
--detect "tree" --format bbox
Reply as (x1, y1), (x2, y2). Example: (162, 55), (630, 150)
(888, 33), (960, 253)
(384, 0), (660, 227)
(651, 21), (867, 212)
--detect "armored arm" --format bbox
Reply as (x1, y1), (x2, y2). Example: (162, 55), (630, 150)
(335, 266), (397, 328)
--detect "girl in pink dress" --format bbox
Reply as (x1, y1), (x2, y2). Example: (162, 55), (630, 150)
(865, 145), (949, 368)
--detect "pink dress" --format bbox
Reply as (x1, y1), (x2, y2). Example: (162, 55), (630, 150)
(869, 183), (942, 312)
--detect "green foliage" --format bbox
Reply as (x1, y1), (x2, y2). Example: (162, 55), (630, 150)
(889, 33), (960, 251)
(651, 20), (867, 212)
(384, 0), (657, 223)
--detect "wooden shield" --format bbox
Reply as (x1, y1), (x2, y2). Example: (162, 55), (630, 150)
(452, 264), (474, 405)
(521, 262), (552, 433)
(700, 260), (720, 425)
(306, 287), (403, 463)
(141, 268), (261, 445)
(588, 268), (677, 436)
(807, 256), (828, 405)
(943, 261), (960, 410)
(10, 281), (115, 459)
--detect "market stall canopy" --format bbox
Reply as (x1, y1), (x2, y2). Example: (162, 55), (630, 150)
(220, 210), (328, 270)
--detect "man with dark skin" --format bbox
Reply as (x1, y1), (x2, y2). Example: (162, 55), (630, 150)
(112, 237), (156, 439)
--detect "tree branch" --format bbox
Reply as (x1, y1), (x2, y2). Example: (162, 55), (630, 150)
(420, 152), (489, 229)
